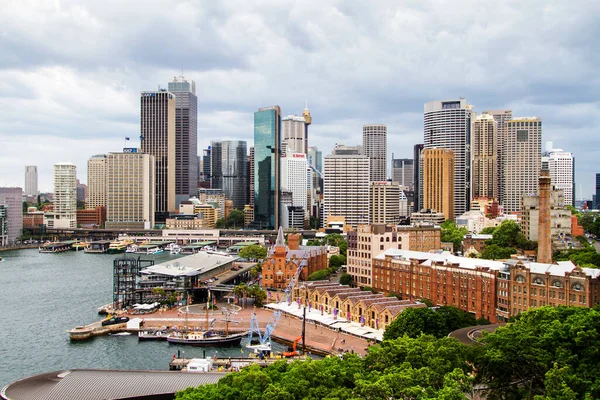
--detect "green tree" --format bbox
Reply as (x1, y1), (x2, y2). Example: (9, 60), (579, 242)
(247, 284), (267, 307)
(328, 254), (345, 269)
(479, 243), (517, 260)
(435, 305), (477, 333)
(339, 272), (353, 286)
(383, 307), (446, 340)
(238, 244), (267, 261)
(307, 269), (330, 281)
(440, 221), (468, 254)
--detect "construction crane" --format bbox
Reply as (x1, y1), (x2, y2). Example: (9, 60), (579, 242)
(247, 260), (305, 347)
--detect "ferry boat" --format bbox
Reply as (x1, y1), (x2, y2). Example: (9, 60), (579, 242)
(125, 245), (138, 253)
(71, 241), (88, 251)
(108, 240), (128, 254)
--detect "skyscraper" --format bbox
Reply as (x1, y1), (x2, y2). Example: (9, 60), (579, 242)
(307, 146), (323, 219)
(482, 110), (512, 205)
(0, 187), (23, 243)
(24, 166), (38, 196)
(253, 106), (281, 229)
(543, 143), (575, 206)
(413, 144), (424, 211)
(140, 90), (176, 223)
(323, 145), (370, 228)
(391, 158), (414, 189)
(248, 147), (254, 208)
(53, 163), (77, 229)
(370, 181), (401, 224)
(363, 124), (387, 182)
(422, 148), (455, 221)
(471, 114), (498, 200)
(106, 152), (155, 229)
(424, 99), (475, 217)
(87, 155), (107, 209)
(210, 140), (248, 209)
(596, 174), (600, 209)
(281, 152), (308, 217)
(282, 115), (308, 154)
(202, 148), (211, 183)
(168, 77), (198, 206)
(503, 117), (542, 212)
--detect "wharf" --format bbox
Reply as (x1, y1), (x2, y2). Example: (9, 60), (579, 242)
(169, 354), (313, 371)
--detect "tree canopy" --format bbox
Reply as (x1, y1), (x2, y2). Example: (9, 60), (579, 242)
(478, 220), (537, 260)
(339, 272), (353, 286)
(215, 209), (245, 229)
(440, 221), (468, 253)
(238, 244), (267, 261)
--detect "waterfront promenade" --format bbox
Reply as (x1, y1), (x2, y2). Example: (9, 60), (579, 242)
(132, 302), (371, 357)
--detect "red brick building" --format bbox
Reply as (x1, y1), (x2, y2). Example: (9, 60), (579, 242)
(262, 227), (328, 289)
(76, 207), (107, 228)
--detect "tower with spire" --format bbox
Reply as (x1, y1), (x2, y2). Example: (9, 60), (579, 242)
(303, 99), (312, 126)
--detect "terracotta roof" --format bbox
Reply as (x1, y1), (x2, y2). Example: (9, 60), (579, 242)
(330, 290), (364, 301)
(384, 303), (427, 318)
(345, 294), (384, 306)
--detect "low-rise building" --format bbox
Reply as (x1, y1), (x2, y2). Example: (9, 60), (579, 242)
(521, 189), (571, 242)
(410, 209), (446, 225)
(462, 234), (493, 256)
(76, 206), (107, 228)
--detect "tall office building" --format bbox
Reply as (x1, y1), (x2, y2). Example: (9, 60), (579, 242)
(248, 147), (254, 208)
(471, 114), (498, 200)
(168, 77), (198, 206)
(281, 152), (308, 215)
(140, 90), (176, 222)
(323, 146), (370, 228)
(209, 140), (248, 209)
(413, 144), (424, 210)
(202, 148), (211, 183)
(282, 115), (308, 154)
(543, 142), (575, 206)
(363, 124), (387, 182)
(87, 155), (107, 209)
(422, 148), (454, 221)
(424, 100), (475, 217)
(53, 163), (77, 229)
(391, 158), (414, 189)
(106, 152), (155, 229)
(482, 110), (512, 204)
(503, 117), (542, 212)
(0, 187), (23, 243)
(0, 205), (7, 246)
(253, 106), (281, 229)
(24, 166), (38, 196)
(596, 174), (600, 209)
(307, 146), (323, 219)
(370, 181), (401, 224)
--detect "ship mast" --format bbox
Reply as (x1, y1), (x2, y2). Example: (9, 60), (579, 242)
(206, 289), (210, 331)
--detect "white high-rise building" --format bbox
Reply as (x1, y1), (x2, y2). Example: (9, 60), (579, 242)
(53, 163), (77, 229)
(482, 110), (512, 204)
(424, 99), (475, 217)
(24, 166), (38, 196)
(106, 152), (155, 229)
(363, 124), (387, 182)
(87, 154), (107, 209)
(543, 142), (575, 206)
(282, 115), (308, 154)
(280, 153), (308, 214)
(323, 149), (370, 228)
(503, 117), (542, 212)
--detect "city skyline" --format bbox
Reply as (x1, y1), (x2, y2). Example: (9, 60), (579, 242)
(0, 2), (598, 198)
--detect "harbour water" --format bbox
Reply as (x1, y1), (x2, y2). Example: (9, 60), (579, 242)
(0, 249), (281, 388)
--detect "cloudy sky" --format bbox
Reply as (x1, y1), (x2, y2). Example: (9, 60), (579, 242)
(1, 0), (598, 197)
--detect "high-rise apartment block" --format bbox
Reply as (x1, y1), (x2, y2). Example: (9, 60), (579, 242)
(52, 163), (77, 229)
(282, 115), (308, 155)
(424, 100), (475, 217)
(253, 106), (281, 229)
(24, 166), (38, 196)
(471, 114), (498, 200)
(392, 158), (413, 189)
(370, 181), (401, 225)
(248, 147), (254, 209)
(363, 124), (387, 182)
(323, 147), (370, 228)
(168, 77), (198, 206)
(106, 152), (155, 229)
(413, 144), (424, 211)
(0, 187), (23, 243)
(140, 90), (176, 223)
(503, 117), (542, 212)
(210, 140), (248, 209)
(422, 148), (455, 221)
(543, 143), (575, 206)
(280, 152), (308, 217)
(87, 154), (107, 209)
(482, 110), (512, 204)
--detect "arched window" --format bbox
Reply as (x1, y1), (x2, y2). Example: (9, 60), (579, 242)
(533, 277), (544, 285)
(572, 283), (584, 291)
(515, 275), (526, 283)
(551, 280), (564, 288)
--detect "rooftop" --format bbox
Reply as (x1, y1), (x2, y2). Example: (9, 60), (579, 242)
(141, 251), (238, 277)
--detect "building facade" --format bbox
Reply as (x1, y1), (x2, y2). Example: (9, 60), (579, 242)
(282, 115), (308, 155)
(280, 152), (308, 226)
(363, 124), (387, 182)
(323, 152), (370, 228)
(370, 181), (401, 225)
(140, 90), (176, 222)
(0, 205), (7, 246)
(424, 100), (475, 218)
(24, 165), (38, 196)
(392, 158), (414, 189)
(76, 207), (107, 228)
(0, 187), (23, 243)
(168, 77), (198, 206)
(482, 110), (512, 205)
(503, 117), (542, 212)
(543, 144), (575, 207)
(87, 154), (107, 209)
(413, 144), (424, 211)
(52, 163), (77, 229)
(105, 152), (155, 230)
(209, 140), (248, 209)
(422, 148), (455, 221)
(471, 114), (498, 200)
(253, 106), (281, 229)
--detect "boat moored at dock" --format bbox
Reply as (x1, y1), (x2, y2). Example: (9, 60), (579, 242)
(84, 240), (112, 254)
(166, 330), (246, 346)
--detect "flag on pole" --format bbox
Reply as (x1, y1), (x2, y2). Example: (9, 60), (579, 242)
(347, 311), (351, 320)
(360, 315), (365, 327)
(333, 308), (338, 320)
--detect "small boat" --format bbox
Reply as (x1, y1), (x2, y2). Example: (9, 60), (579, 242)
(138, 329), (168, 341)
(126, 245), (138, 253)
(168, 244), (181, 255)
(146, 247), (164, 255)
(101, 316), (130, 326)
(110, 332), (132, 336)
(167, 330), (246, 346)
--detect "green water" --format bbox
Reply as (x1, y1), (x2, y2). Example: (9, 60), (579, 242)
(0, 249), (281, 388)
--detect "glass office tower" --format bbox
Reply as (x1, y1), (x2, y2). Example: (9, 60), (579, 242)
(253, 106), (281, 229)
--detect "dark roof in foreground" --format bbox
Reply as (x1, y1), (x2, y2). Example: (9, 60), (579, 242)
(1, 369), (226, 400)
